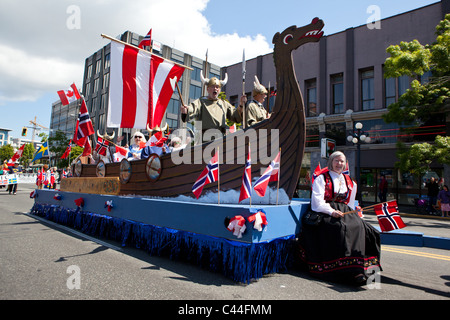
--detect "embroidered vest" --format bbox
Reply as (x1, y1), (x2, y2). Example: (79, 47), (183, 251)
(323, 171), (354, 204)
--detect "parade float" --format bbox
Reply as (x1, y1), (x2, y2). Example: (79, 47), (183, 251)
(30, 18), (325, 283)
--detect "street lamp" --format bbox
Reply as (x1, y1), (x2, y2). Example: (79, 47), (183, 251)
(347, 122), (371, 204)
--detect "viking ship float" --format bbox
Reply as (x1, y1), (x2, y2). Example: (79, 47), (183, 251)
(31, 19), (325, 283)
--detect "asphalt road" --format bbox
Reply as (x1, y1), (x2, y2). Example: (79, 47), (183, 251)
(1, 183), (449, 307)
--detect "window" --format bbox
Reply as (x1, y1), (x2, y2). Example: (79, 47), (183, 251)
(306, 126), (319, 148)
(189, 84), (202, 100)
(103, 73), (109, 89)
(331, 73), (344, 114)
(93, 78), (99, 93)
(95, 60), (101, 74)
(385, 77), (396, 107)
(104, 53), (111, 69)
(86, 65), (92, 79)
(383, 73), (411, 107)
(305, 79), (317, 117)
(191, 66), (202, 82)
(325, 122), (346, 146)
(166, 98), (178, 115)
(361, 69), (374, 110)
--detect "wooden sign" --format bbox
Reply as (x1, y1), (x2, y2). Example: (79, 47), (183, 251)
(60, 177), (120, 195)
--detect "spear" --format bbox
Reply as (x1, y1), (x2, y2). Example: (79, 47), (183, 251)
(242, 49), (246, 129)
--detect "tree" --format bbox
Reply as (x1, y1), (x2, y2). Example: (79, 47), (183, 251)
(383, 14), (450, 176)
(21, 143), (36, 166)
(383, 14), (449, 125)
(48, 130), (70, 168)
(0, 144), (14, 163)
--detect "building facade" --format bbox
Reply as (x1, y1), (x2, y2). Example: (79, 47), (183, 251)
(223, 1), (449, 205)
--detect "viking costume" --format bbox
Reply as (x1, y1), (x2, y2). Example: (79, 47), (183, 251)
(298, 170), (381, 283)
(245, 76), (269, 127)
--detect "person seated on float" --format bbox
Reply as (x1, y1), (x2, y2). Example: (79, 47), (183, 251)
(180, 75), (246, 142)
(245, 76), (271, 127)
(141, 126), (169, 158)
(128, 131), (147, 160)
(298, 151), (381, 285)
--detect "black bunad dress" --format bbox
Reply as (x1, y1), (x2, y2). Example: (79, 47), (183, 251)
(298, 171), (381, 283)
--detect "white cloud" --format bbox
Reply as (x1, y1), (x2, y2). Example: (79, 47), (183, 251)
(0, 0), (271, 104)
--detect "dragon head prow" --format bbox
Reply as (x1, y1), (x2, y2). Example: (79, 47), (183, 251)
(272, 17), (324, 52)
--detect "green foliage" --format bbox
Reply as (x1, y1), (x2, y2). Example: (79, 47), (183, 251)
(0, 144), (14, 163)
(48, 130), (70, 167)
(395, 135), (450, 175)
(383, 14), (450, 125)
(384, 15), (450, 175)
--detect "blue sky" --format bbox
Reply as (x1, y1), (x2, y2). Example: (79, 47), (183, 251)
(0, 0), (439, 140)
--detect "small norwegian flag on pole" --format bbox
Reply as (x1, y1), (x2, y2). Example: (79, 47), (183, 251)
(192, 148), (219, 199)
(60, 140), (72, 159)
(57, 83), (81, 106)
(95, 137), (110, 156)
(138, 28), (152, 49)
(239, 144), (252, 203)
(253, 150), (280, 198)
(73, 99), (95, 147)
(374, 200), (406, 232)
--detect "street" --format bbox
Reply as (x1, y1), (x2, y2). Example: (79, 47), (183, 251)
(1, 183), (449, 305)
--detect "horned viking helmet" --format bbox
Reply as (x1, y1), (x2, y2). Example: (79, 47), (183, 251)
(200, 71), (228, 88)
(253, 76), (268, 97)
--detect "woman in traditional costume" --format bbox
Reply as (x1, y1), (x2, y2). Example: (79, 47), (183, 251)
(298, 151), (381, 285)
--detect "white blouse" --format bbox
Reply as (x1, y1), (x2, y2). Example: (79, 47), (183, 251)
(311, 171), (357, 215)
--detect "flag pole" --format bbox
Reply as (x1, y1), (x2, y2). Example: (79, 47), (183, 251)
(276, 148), (281, 205)
(217, 146), (220, 205)
(249, 142), (252, 208)
(101, 34), (193, 71)
(343, 200), (393, 215)
(242, 49), (246, 129)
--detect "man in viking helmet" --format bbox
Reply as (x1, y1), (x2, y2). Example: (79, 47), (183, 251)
(180, 74), (246, 142)
(244, 76), (271, 127)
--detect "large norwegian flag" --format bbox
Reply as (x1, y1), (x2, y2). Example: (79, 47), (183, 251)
(239, 145), (252, 202)
(192, 150), (219, 199)
(108, 41), (185, 129)
(73, 99), (95, 147)
(254, 151), (280, 197)
(57, 83), (81, 106)
(374, 200), (406, 232)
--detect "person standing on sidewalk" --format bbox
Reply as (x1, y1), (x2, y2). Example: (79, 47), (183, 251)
(438, 185), (450, 217)
(426, 177), (440, 214)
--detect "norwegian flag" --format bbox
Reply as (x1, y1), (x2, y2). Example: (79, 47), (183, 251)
(95, 137), (110, 156)
(60, 140), (72, 159)
(81, 137), (92, 156)
(239, 145), (252, 202)
(73, 99), (95, 147)
(57, 83), (81, 106)
(253, 151), (280, 197)
(138, 28), (152, 49)
(374, 200), (406, 232)
(192, 150), (219, 199)
(108, 41), (185, 129)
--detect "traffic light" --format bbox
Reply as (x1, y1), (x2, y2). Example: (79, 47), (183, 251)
(21, 127), (28, 136)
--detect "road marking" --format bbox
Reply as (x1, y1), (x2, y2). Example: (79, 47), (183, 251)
(23, 212), (124, 252)
(383, 246), (450, 261)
